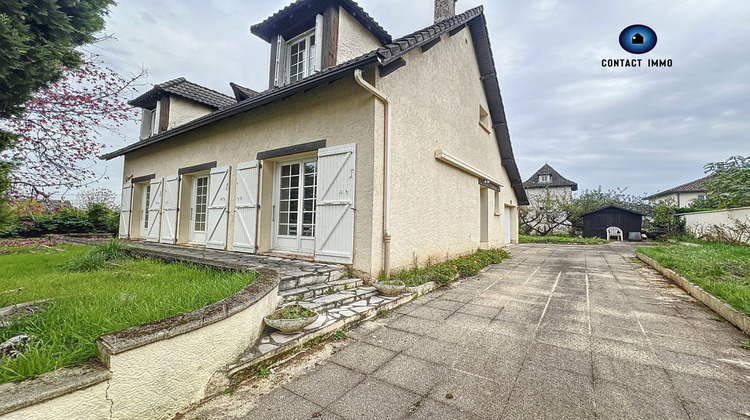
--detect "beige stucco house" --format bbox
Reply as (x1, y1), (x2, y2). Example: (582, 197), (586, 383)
(102, 0), (528, 278)
(644, 176), (709, 208)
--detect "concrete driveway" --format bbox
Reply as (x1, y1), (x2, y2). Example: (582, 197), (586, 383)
(181, 243), (750, 419)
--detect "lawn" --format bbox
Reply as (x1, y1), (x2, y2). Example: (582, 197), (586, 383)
(0, 243), (255, 383)
(519, 234), (608, 245)
(638, 242), (750, 317)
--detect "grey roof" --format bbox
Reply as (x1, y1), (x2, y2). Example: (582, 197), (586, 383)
(229, 82), (259, 102)
(643, 176), (710, 200)
(129, 78), (236, 110)
(103, 6), (528, 204)
(582, 205), (646, 217)
(523, 164), (578, 191)
(251, 0), (391, 44)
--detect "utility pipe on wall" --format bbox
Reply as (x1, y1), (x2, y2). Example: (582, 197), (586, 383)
(354, 69), (392, 275)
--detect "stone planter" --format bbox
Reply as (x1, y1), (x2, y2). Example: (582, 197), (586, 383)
(264, 308), (319, 333)
(373, 281), (406, 296)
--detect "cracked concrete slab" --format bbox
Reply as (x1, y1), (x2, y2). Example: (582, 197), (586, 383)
(179, 243), (750, 419)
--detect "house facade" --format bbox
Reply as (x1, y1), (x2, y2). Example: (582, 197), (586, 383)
(521, 164), (577, 235)
(103, 0), (528, 278)
(644, 176), (709, 208)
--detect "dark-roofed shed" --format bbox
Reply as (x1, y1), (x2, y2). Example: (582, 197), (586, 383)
(582, 205), (644, 239)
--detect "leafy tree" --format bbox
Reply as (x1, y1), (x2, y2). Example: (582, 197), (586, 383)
(0, 0), (115, 230)
(2, 58), (143, 198)
(0, 0), (114, 119)
(702, 155), (750, 209)
(75, 187), (118, 210)
(519, 188), (572, 236)
(647, 198), (685, 236)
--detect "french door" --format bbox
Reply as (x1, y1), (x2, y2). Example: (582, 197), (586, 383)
(190, 175), (209, 243)
(273, 159), (317, 254)
(140, 184), (151, 238)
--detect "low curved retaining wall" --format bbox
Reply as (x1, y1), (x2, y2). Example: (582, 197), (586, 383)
(0, 269), (280, 420)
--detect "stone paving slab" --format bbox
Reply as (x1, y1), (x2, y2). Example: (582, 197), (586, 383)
(182, 243), (750, 419)
(123, 241), (347, 290)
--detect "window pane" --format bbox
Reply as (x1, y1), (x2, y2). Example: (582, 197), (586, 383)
(279, 225), (288, 236)
(303, 213), (313, 224)
(280, 213), (288, 224)
(291, 164), (300, 176)
(291, 176), (299, 188)
(304, 200), (314, 212)
(290, 200), (298, 212)
(304, 187), (315, 199)
(281, 189), (289, 200)
(280, 201), (289, 211)
(290, 189), (299, 200)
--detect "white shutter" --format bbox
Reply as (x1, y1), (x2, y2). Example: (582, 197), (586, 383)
(139, 109), (153, 140)
(315, 143), (356, 264)
(206, 166), (230, 250)
(119, 184), (132, 239)
(314, 14), (324, 72)
(274, 35), (287, 87)
(146, 178), (163, 242)
(233, 161), (259, 253)
(160, 175), (179, 244)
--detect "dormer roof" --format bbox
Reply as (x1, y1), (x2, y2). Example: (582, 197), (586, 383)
(251, 0), (391, 44)
(523, 164), (578, 191)
(129, 77), (236, 110)
(230, 82), (259, 102)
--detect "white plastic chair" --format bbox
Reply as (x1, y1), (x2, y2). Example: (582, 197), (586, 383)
(606, 226), (623, 241)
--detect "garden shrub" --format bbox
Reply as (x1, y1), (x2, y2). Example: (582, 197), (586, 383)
(1, 203), (119, 238)
(86, 203), (119, 234)
(385, 249), (510, 287)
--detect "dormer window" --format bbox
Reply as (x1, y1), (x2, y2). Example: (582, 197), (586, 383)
(139, 102), (160, 140)
(288, 30), (317, 84)
(539, 174), (551, 183)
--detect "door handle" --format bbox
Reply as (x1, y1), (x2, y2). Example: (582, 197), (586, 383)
(272, 205), (275, 222)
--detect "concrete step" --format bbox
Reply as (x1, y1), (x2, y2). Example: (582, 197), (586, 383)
(279, 278), (364, 302)
(278, 267), (349, 292)
(287, 287), (380, 312)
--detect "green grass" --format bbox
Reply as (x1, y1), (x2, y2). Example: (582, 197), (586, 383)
(638, 242), (750, 317)
(519, 234), (608, 245)
(0, 244), (255, 384)
(384, 248), (510, 287)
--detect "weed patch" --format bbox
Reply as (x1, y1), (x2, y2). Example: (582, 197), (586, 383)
(638, 242), (750, 316)
(383, 249), (509, 287)
(0, 244), (255, 383)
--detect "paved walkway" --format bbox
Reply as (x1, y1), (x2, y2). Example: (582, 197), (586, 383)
(181, 243), (750, 419)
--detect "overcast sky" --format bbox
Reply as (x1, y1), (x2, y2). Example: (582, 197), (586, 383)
(86, 0), (749, 201)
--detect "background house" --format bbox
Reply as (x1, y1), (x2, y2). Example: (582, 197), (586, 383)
(521, 163), (577, 235)
(104, 0), (527, 278)
(644, 176), (710, 208)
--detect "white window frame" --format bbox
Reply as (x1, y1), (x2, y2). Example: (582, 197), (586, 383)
(539, 174), (551, 183)
(286, 29), (317, 84)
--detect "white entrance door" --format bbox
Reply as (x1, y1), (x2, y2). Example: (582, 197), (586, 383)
(315, 144), (356, 264)
(273, 159), (317, 254)
(140, 184), (151, 238)
(504, 206), (512, 244)
(190, 175), (209, 244)
(233, 161), (260, 253)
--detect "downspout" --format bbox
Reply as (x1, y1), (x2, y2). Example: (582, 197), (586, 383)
(354, 69), (392, 275)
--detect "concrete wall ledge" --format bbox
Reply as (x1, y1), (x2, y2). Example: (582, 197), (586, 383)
(636, 252), (750, 336)
(0, 362), (110, 417)
(0, 269), (280, 420)
(97, 267), (279, 365)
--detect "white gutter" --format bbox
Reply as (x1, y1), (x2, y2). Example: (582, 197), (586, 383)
(434, 149), (504, 187)
(354, 69), (392, 275)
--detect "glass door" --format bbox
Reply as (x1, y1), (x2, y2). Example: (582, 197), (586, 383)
(274, 159), (317, 253)
(140, 184), (151, 238)
(190, 175), (209, 243)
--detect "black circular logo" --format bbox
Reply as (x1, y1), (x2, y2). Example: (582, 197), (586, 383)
(619, 25), (657, 54)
